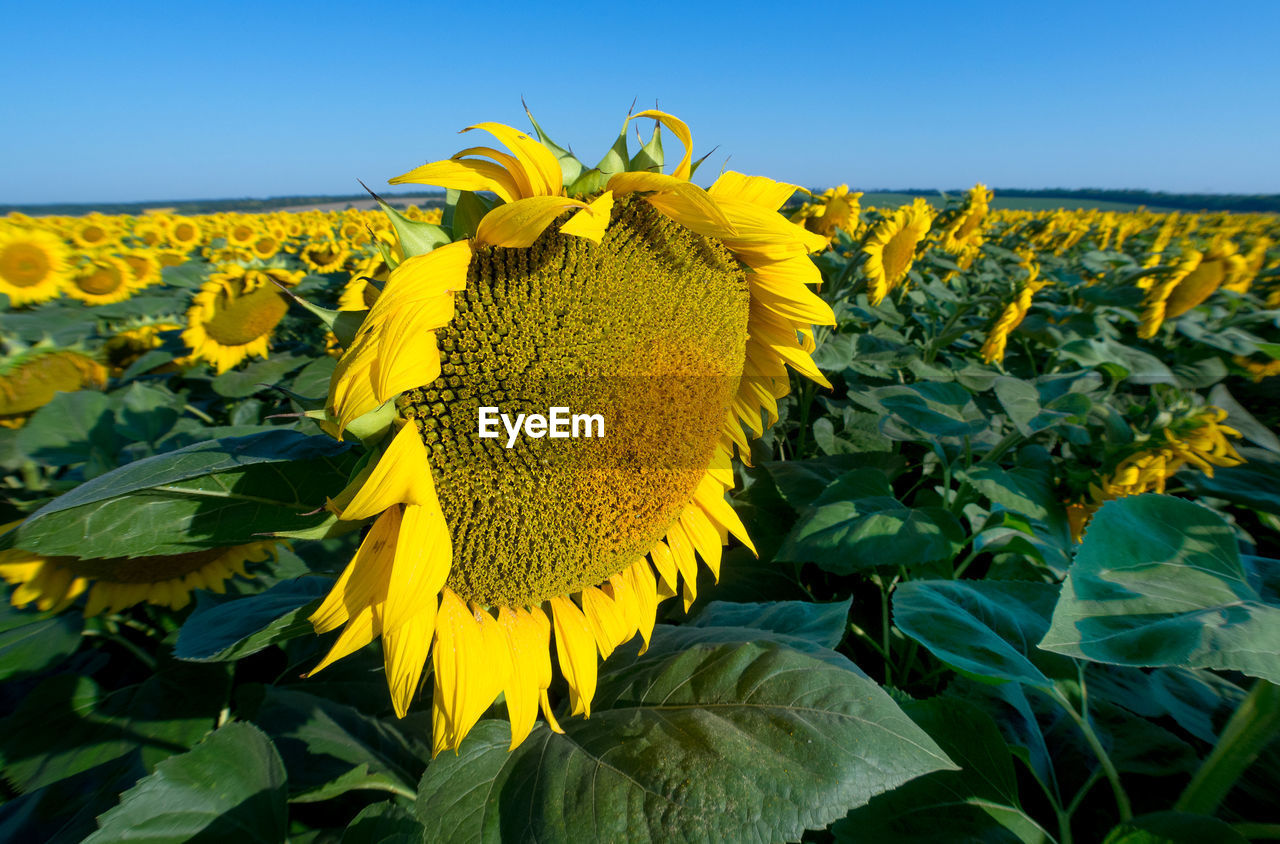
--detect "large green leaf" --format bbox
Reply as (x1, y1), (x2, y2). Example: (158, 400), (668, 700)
(959, 464), (1055, 521)
(251, 687), (429, 802)
(831, 698), (1049, 843)
(1181, 457), (1280, 515)
(415, 640), (953, 843)
(15, 390), (121, 474)
(342, 801), (424, 844)
(0, 753), (147, 844)
(1040, 495), (1280, 683)
(174, 577), (332, 662)
(4, 430), (357, 558)
(894, 580), (1068, 688)
(82, 722), (287, 844)
(778, 496), (965, 572)
(210, 353), (310, 398)
(858, 382), (990, 440)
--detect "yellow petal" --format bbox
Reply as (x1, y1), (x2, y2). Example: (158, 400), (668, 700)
(498, 607), (545, 749)
(607, 172), (736, 236)
(474, 196), (588, 248)
(558, 190), (614, 243)
(389, 157), (519, 205)
(648, 540), (679, 598)
(664, 520), (700, 606)
(693, 473), (756, 555)
(680, 505), (723, 581)
(623, 559), (659, 652)
(381, 501), (451, 637)
(709, 171), (800, 212)
(431, 589), (486, 755)
(579, 585), (632, 659)
(463, 122), (563, 198)
(715, 196), (829, 259)
(549, 594), (598, 718)
(309, 606), (378, 676)
(629, 110), (694, 180)
(310, 505), (400, 632)
(340, 423), (439, 521)
(383, 602), (436, 717)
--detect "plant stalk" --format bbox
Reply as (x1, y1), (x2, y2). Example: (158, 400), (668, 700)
(1176, 679), (1280, 816)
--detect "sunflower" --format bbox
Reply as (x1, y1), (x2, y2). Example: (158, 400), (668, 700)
(938, 183), (992, 256)
(70, 215), (116, 250)
(862, 198), (934, 305)
(790, 184), (862, 240)
(980, 252), (1048, 364)
(0, 347), (108, 426)
(119, 249), (163, 290)
(301, 240), (351, 274)
(250, 233), (282, 261)
(0, 528), (279, 614)
(0, 224), (69, 306)
(304, 110), (833, 754)
(65, 255), (138, 305)
(103, 319), (184, 375)
(224, 217), (259, 248)
(167, 217), (203, 249)
(338, 255), (391, 311)
(1139, 243), (1241, 337)
(182, 266), (303, 373)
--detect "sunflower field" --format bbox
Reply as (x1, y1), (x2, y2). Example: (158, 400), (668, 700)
(1, 113), (1278, 844)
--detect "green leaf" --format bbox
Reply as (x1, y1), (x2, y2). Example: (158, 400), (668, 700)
(211, 353), (310, 398)
(174, 577), (332, 662)
(860, 382), (990, 440)
(342, 801), (424, 844)
(251, 687), (429, 802)
(415, 640), (953, 843)
(1040, 494), (1280, 683)
(778, 497), (965, 572)
(82, 722), (287, 844)
(1057, 338), (1175, 385)
(959, 464), (1055, 521)
(1209, 383), (1280, 453)
(0, 603), (82, 680)
(832, 698), (1048, 843)
(5, 430), (357, 558)
(894, 580), (1068, 688)
(1182, 458), (1280, 515)
(0, 660), (229, 792)
(290, 355), (338, 402)
(690, 598), (852, 648)
(114, 382), (183, 445)
(15, 390), (120, 474)
(0, 753), (147, 844)
(1101, 811), (1247, 844)
(762, 455), (900, 509)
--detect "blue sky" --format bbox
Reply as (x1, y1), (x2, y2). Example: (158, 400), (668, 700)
(3, 0), (1278, 204)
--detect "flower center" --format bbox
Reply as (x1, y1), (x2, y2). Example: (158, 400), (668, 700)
(883, 226), (918, 281)
(202, 280), (291, 346)
(77, 263), (126, 295)
(399, 197), (750, 608)
(0, 244), (50, 287)
(1167, 257), (1226, 316)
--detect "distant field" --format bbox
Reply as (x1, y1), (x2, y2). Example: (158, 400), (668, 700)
(858, 192), (1177, 213)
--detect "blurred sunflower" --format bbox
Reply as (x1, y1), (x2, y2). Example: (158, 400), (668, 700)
(301, 240), (351, 274)
(0, 224), (69, 306)
(70, 215), (115, 250)
(182, 266), (303, 373)
(0, 346), (108, 426)
(0, 529), (279, 614)
(862, 198), (934, 305)
(66, 255), (137, 305)
(1140, 242), (1243, 337)
(250, 233), (282, 261)
(790, 184), (861, 241)
(306, 110), (833, 754)
(167, 217), (203, 249)
(120, 249), (163, 289)
(980, 252), (1048, 364)
(104, 319), (184, 375)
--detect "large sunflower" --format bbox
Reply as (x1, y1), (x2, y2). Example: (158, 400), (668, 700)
(0, 224), (69, 306)
(182, 265), (304, 373)
(0, 346), (108, 426)
(305, 110), (833, 754)
(862, 197), (934, 305)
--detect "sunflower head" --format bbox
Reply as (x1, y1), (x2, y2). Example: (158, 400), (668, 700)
(0, 223), (69, 307)
(862, 197), (935, 305)
(0, 344), (108, 424)
(66, 254), (138, 305)
(303, 108), (834, 753)
(790, 184), (862, 240)
(181, 265), (302, 373)
(103, 317), (185, 375)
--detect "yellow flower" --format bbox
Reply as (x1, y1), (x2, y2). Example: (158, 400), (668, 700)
(0, 528), (279, 614)
(938, 183), (992, 256)
(119, 249), (163, 290)
(790, 185), (861, 240)
(980, 253), (1047, 364)
(307, 111), (833, 755)
(301, 240), (351, 273)
(104, 320), (183, 375)
(0, 224), (69, 306)
(70, 215), (116, 250)
(0, 348), (108, 426)
(862, 198), (934, 305)
(1234, 354), (1280, 382)
(66, 254), (138, 305)
(182, 266), (303, 373)
(167, 217), (203, 249)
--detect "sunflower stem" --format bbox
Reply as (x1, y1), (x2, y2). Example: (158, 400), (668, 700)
(1176, 679), (1280, 816)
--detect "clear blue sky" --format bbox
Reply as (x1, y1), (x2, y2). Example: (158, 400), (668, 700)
(3, 0), (1277, 204)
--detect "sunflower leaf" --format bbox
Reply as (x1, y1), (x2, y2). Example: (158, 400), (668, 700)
(174, 577), (332, 662)
(415, 640), (953, 843)
(1, 430), (357, 558)
(81, 722), (287, 844)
